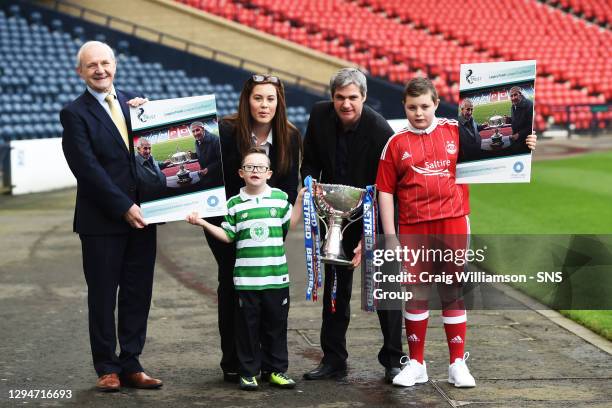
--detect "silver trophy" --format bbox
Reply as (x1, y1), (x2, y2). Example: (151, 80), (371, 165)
(169, 148), (192, 184)
(488, 115), (505, 147)
(312, 181), (367, 266)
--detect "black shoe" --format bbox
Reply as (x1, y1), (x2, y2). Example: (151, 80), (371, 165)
(303, 363), (347, 380)
(384, 367), (401, 384)
(223, 372), (239, 383)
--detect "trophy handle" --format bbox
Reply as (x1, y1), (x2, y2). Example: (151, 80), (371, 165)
(341, 213), (363, 235)
(341, 188), (372, 235)
(317, 213), (328, 234)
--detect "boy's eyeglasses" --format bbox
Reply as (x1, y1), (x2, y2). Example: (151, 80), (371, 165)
(241, 165), (269, 173)
(252, 74), (281, 84)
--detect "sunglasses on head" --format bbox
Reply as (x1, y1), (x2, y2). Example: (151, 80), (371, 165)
(252, 74), (281, 84)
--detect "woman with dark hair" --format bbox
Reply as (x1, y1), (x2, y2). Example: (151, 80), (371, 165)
(208, 74), (302, 383)
(220, 74), (301, 203)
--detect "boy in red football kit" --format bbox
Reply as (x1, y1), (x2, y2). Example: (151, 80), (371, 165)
(376, 78), (536, 388)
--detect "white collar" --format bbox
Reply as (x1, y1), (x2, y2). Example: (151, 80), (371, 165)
(251, 128), (273, 146)
(405, 117), (439, 135)
(87, 85), (116, 104)
(239, 185), (272, 201)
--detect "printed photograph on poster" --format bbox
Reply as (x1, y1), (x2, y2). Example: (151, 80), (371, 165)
(456, 60), (536, 183)
(130, 94), (227, 223)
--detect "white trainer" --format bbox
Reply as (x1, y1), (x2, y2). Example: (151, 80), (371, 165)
(448, 352), (476, 388)
(392, 356), (428, 387)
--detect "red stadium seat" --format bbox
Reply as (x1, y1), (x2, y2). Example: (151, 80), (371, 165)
(180, 0), (610, 128)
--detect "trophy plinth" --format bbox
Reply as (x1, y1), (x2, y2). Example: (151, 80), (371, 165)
(490, 132), (503, 147)
(313, 182), (366, 267)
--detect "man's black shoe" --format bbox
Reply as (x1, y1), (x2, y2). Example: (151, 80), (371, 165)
(303, 363), (347, 380)
(384, 367), (401, 384)
(223, 372), (239, 383)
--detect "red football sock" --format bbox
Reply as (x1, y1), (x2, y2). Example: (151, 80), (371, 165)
(404, 310), (429, 364)
(442, 310), (467, 364)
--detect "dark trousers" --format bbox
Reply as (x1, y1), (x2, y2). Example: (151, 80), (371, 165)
(235, 288), (290, 377)
(79, 225), (156, 376)
(204, 218), (239, 374)
(320, 228), (404, 369)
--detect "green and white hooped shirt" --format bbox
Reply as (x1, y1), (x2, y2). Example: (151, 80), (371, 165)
(221, 186), (291, 290)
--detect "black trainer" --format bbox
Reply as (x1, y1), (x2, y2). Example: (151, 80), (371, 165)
(384, 367), (401, 383)
(303, 363), (347, 380)
(223, 372), (239, 383)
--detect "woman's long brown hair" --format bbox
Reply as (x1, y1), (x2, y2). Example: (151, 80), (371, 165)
(224, 76), (301, 176)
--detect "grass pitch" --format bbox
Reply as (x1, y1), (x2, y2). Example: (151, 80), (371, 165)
(469, 151), (612, 234)
(151, 136), (196, 161)
(469, 151), (612, 340)
(471, 100), (512, 125)
(560, 310), (612, 340)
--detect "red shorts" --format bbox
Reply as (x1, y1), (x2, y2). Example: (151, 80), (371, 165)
(398, 216), (470, 285)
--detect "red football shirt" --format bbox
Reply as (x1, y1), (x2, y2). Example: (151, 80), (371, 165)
(376, 118), (470, 225)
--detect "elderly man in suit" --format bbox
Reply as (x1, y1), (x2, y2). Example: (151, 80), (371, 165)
(301, 68), (404, 383)
(60, 41), (162, 392)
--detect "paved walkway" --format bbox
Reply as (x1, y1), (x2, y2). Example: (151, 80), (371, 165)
(0, 188), (610, 407)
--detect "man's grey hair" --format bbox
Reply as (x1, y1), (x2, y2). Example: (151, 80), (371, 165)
(509, 86), (524, 99)
(190, 121), (205, 132)
(75, 41), (115, 69)
(329, 68), (367, 98)
(136, 138), (151, 148)
(460, 99), (474, 109)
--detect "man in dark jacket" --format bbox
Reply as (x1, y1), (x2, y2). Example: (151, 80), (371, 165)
(135, 137), (168, 201)
(507, 86), (534, 155)
(458, 99), (489, 162)
(301, 68), (404, 383)
(191, 121), (223, 188)
(61, 41), (162, 392)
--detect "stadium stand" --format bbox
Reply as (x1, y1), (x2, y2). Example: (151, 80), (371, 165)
(362, 0), (611, 98)
(0, 2), (314, 142)
(179, 0), (489, 102)
(178, 0), (611, 131)
(545, 0), (612, 27)
(1, 0), (608, 143)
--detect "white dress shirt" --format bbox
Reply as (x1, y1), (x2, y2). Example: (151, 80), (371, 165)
(251, 128), (273, 156)
(87, 85), (127, 124)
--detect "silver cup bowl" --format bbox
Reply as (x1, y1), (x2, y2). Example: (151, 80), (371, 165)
(312, 182), (366, 266)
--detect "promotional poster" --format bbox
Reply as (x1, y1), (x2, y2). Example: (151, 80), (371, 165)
(456, 60), (537, 183)
(130, 95), (227, 223)
(1, 1), (610, 407)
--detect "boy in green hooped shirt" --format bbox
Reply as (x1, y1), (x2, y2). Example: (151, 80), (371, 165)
(187, 147), (305, 391)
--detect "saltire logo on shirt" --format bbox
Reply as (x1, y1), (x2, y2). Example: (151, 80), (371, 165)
(410, 165), (450, 177)
(249, 222), (269, 242)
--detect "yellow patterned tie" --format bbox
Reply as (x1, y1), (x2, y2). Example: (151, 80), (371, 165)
(104, 94), (129, 148)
